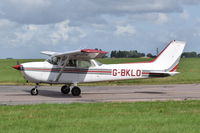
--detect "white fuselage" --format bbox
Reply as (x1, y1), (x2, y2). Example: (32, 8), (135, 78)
(20, 59), (173, 84)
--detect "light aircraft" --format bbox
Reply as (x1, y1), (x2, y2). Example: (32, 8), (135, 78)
(12, 40), (186, 96)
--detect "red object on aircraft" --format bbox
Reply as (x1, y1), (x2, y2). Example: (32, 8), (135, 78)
(12, 65), (22, 70)
(81, 49), (108, 54)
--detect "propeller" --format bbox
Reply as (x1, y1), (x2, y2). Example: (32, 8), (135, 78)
(12, 61), (22, 70)
(17, 61), (20, 65)
(12, 61), (28, 83)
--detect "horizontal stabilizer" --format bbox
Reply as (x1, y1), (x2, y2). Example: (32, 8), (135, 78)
(148, 71), (179, 77)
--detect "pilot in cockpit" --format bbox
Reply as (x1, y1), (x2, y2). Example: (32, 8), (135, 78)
(68, 60), (77, 67)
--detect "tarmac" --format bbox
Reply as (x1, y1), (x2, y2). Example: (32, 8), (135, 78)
(0, 84), (200, 105)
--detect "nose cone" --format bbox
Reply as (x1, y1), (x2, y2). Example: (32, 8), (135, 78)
(12, 65), (22, 70)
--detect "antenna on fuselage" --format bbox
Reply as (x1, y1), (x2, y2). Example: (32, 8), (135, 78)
(156, 48), (159, 56)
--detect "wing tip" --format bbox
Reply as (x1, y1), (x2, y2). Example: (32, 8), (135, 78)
(40, 51), (58, 56)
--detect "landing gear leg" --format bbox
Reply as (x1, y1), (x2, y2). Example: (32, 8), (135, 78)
(30, 83), (39, 96)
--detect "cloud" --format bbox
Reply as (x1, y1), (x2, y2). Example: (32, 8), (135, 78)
(155, 13), (169, 24)
(9, 0), (51, 7)
(0, 19), (86, 48)
(0, 0), (193, 25)
(49, 20), (86, 45)
(0, 18), (16, 29)
(0, 0), (200, 58)
(180, 10), (190, 20)
(115, 24), (136, 36)
(181, 0), (200, 5)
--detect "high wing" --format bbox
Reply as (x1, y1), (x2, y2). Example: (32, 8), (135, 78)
(41, 49), (108, 59)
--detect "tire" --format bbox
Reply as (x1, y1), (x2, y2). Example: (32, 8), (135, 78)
(71, 87), (81, 96)
(31, 88), (38, 96)
(61, 86), (70, 94)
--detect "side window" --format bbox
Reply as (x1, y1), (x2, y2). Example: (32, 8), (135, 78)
(67, 60), (77, 67)
(57, 59), (77, 67)
(51, 59), (93, 68)
(77, 60), (92, 68)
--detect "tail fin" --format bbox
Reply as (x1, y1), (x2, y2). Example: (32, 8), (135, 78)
(152, 40), (186, 72)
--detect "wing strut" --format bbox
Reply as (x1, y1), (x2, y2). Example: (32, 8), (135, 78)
(54, 56), (69, 82)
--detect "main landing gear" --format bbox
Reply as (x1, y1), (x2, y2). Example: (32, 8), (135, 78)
(30, 83), (81, 96)
(61, 85), (81, 96)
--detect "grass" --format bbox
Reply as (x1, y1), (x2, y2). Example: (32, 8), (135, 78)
(1, 101), (200, 133)
(0, 58), (200, 85)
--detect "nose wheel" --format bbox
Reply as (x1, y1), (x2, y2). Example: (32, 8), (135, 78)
(30, 84), (39, 96)
(30, 88), (38, 96)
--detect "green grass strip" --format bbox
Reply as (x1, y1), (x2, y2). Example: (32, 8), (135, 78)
(0, 100), (200, 133)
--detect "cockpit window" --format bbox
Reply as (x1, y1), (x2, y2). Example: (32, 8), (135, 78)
(77, 60), (92, 68)
(46, 57), (59, 65)
(47, 57), (94, 68)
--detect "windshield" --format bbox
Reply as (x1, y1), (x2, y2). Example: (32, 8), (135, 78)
(46, 57), (59, 65)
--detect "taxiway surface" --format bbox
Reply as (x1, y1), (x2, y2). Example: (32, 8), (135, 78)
(0, 84), (200, 105)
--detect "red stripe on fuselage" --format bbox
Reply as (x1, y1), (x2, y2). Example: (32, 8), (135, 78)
(63, 70), (111, 73)
(142, 72), (150, 74)
(25, 68), (60, 72)
(24, 68), (111, 73)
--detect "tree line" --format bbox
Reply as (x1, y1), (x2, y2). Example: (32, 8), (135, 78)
(110, 50), (146, 58)
(95, 48), (200, 58)
(181, 52), (200, 58)
(110, 51), (200, 58)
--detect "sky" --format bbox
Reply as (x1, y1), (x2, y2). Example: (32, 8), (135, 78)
(0, 0), (200, 58)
